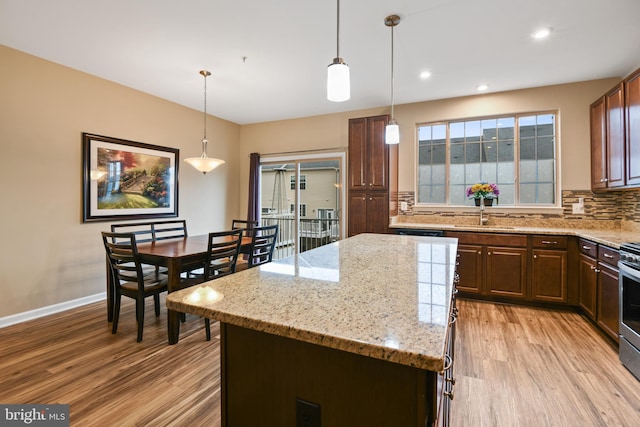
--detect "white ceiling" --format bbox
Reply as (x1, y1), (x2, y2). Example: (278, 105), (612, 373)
(2, 0), (640, 125)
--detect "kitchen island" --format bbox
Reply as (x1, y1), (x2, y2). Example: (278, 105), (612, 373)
(167, 233), (458, 426)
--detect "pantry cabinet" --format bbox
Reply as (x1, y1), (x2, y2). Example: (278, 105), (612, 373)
(347, 115), (397, 236)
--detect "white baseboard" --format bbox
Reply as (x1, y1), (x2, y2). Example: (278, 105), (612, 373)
(0, 293), (106, 329)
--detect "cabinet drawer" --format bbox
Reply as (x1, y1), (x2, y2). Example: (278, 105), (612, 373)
(598, 245), (619, 265)
(579, 238), (598, 257)
(446, 231), (527, 247)
(532, 235), (568, 249)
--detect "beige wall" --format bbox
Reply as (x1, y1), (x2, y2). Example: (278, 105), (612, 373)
(239, 78), (620, 216)
(0, 43), (622, 319)
(0, 46), (241, 317)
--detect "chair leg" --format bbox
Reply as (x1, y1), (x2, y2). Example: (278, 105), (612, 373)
(154, 293), (161, 317)
(111, 295), (121, 335)
(136, 297), (145, 342)
(181, 313), (186, 323)
(205, 318), (211, 341)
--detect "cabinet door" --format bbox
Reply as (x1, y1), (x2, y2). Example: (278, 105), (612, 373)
(486, 246), (527, 299)
(591, 96), (607, 190)
(366, 193), (389, 234)
(597, 262), (619, 342)
(347, 192), (367, 237)
(455, 244), (483, 294)
(578, 254), (598, 319)
(626, 70), (640, 186)
(531, 249), (567, 303)
(606, 83), (626, 188)
(366, 115), (390, 191)
(348, 118), (367, 191)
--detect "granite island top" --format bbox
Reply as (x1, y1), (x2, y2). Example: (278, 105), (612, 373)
(166, 233), (458, 372)
(390, 222), (640, 249)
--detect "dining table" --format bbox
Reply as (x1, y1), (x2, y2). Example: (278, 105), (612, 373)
(105, 234), (252, 344)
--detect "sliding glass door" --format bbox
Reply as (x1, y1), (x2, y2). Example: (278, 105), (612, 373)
(260, 152), (345, 259)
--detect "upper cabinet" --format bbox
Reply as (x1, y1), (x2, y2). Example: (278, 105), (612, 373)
(348, 115), (390, 191)
(590, 67), (640, 191)
(590, 96), (607, 189)
(626, 68), (640, 186)
(606, 83), (626, 188)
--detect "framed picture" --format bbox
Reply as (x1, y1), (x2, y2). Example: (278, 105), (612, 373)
(82, 133), (179, 222)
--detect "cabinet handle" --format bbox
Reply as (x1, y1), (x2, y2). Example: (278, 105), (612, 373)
(603, 178), (609, 182)
(444, 390), (455, 400)
(442, 355), (453, 372)
(449, 314), (457, 326)
(369, 183), (372, 186)
(477, 251), (481, 255)
(369, 197), (372, 201)
(603, 253), (614, 259)
(595, 268), (601, 273)
(488, 252), (492, 256)
(590, 265), (596, 270)
(582, 245), (592, 250)
(362, 197), (365, 201)
(541, 240), (557, 245)
(533, 255), (537, 259)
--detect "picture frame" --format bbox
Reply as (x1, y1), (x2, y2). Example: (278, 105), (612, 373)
(82, 133), (179, 222)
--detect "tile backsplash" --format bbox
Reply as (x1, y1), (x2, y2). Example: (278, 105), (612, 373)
(397, 189), (640, 231)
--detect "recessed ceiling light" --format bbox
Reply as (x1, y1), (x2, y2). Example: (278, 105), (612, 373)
(532, 27), (552, 40)
(420, 70), (432, 79)
(477, 84), (489, 91)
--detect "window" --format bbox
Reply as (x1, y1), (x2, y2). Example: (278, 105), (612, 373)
(417, 112), (557, 206)
(290, 174), (307, 190)
(290, 203), (307, 217)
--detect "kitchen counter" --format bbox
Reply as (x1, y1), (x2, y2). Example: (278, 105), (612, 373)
(167, 233), (458, 371)
(166, 233), (459, 425)
(390, 222), (640, 249)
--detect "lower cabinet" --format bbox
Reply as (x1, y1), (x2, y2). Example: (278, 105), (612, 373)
(531, 236), (569, 303)
(486, 246), (528, 299)
(348, 191), (389, 236)
(578, 238), (619, 343)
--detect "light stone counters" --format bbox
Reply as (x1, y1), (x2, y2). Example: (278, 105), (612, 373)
(166, 233), (458, 372)
(390, 222), (640, 249)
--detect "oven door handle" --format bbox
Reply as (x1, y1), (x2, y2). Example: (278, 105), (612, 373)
(619, 260), (640, 281)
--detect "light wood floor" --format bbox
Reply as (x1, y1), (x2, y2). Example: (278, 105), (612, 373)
(1, 297), (639, 426)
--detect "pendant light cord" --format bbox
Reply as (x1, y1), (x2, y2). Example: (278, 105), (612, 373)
(390, 23), (395, 119)
(336, 0), (341, 58)
(203, 72), (208, 142)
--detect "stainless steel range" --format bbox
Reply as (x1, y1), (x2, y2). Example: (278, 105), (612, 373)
(618, 242), (640, 380)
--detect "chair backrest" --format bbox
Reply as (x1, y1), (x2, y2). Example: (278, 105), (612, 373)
(248, 225), (279, 268)
(231, 219), (259, 236)
(110, 222), (154, 243)
(110, 220), (187, 243)
(152, 220), (188, 241)
(203, 229), (244, 280)
(102, 231), (145, 288)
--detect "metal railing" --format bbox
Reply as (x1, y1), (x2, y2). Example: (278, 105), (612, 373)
(261, 215), (340, 259)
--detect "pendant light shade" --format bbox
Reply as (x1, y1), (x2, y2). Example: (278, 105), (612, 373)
(385, 15), (400, 144)
(385, 119), (400, 145)
(185, 70), (225, 174)
(327, 0), (350, 102)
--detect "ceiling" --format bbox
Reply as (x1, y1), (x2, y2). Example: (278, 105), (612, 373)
(2, 0), (640, 125)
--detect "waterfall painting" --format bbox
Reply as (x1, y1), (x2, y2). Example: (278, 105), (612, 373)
(82, 133), (179, 222)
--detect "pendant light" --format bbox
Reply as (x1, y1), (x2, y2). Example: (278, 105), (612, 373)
(385, 15), (400, 144)
(184, 70), (225, 174)
(327, 0), (350, 102)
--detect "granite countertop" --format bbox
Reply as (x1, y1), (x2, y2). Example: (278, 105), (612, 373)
(390, 222), (640, 249)
(166, 233), (459, 372)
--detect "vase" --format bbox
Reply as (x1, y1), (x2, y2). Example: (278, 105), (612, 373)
(474, 198), (494, 207)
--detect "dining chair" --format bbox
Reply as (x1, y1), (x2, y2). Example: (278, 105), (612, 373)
(236, 224), (279, 271)
(102, 231), (168, 342)
(179, 228), (244, 340)
(231, 219), (259, 236)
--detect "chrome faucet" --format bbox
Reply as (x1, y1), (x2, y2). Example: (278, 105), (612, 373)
(479, 197), (489, 226)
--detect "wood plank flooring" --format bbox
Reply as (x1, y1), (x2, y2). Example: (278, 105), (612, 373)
(1, 297), (639, 426)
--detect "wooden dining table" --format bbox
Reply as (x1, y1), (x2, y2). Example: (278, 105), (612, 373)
(106, 234), (252, 345)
